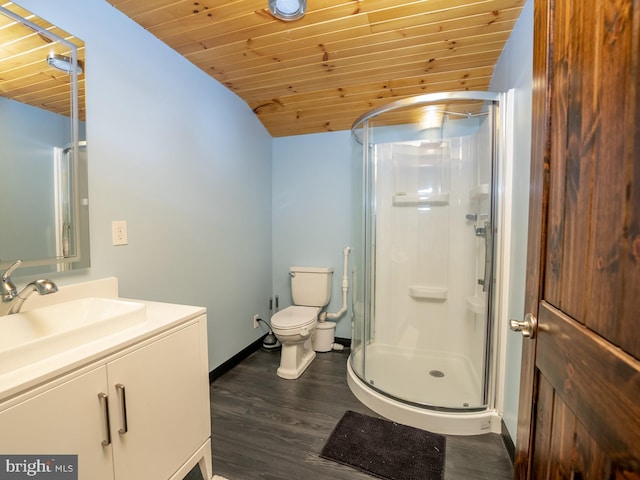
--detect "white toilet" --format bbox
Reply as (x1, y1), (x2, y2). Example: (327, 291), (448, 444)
(271, 266), (333, 379)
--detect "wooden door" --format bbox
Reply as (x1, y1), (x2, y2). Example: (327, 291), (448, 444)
(514, 0), (640, 478)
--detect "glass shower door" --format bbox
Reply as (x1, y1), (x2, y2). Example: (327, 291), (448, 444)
(351, 97), (498, 412)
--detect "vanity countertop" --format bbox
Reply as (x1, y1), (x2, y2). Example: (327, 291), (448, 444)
(0, 278), (206, 404)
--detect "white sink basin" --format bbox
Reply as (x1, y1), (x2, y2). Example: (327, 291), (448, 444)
(0, 297), (146, 375)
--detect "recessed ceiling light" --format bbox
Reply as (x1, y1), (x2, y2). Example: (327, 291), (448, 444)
(268, 0), (306, 21)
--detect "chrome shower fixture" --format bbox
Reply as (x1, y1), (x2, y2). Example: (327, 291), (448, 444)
(47, 53), (83, 74)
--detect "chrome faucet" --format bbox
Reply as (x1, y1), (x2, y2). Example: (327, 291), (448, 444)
(0, 260), (58, 316)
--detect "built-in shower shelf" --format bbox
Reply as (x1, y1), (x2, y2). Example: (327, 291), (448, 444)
(469, 184), (490, 202)
(466, 295), (485, 315)
(409, 286), (447, 300)
(393, 193), (449, 207)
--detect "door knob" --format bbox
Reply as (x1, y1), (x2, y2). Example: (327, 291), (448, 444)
(510, 313), (537, 339)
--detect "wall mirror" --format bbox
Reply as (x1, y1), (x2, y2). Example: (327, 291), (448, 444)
(0, 2), (89, 274)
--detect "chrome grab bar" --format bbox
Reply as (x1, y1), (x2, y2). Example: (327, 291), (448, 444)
(481, 221), (492, 293)
(471, 219), (492, 292)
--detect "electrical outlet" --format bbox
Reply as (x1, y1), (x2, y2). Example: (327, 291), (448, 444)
(253, 314), (260, 329)
(112, 220), (128, 246)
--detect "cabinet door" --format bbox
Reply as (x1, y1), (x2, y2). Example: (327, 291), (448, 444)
(0, 366), (114, 480)
(107, 322), (208, 480)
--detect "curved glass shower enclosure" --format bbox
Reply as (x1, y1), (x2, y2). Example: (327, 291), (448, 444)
(348, 91), (503, 435)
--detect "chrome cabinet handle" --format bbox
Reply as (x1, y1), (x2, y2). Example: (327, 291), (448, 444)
(510, 313), (538, 339)
(98, 393), (111, 446)
(115, 384), (128, 435)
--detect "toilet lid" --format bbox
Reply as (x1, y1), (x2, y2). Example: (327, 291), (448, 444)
(271, 306), (319, 330)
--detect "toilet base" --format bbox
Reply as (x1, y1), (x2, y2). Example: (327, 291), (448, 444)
(276, 338), (317, 379)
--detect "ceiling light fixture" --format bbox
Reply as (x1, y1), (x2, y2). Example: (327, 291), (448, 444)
(268, 0), (306, 21)
(419, 105), (443, 130)
(47, 53), (83, 74)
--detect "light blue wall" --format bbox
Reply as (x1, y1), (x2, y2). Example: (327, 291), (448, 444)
(272, 131), (353, 338)
(15, 0), (273, 371)
(489, 0), (533, 443)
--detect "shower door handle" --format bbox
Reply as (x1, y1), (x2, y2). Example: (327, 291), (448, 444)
(480, 221), (492, 292)
(510, 313), (538, 339)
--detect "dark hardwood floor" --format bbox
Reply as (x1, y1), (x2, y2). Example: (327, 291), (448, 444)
(185, 347), (513, 480)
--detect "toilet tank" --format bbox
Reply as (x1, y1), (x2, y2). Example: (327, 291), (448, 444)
(290, 267), (334, 307)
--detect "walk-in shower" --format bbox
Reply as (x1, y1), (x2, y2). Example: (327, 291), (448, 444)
(348, 91), (509, 435)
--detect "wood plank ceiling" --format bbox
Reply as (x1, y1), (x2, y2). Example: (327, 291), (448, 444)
(0, 0), (526, 137)
(107, 0), (526, 137)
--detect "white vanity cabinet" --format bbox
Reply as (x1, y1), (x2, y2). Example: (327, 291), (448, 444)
(107, 319), (209, 480)
(0, 365), (114, 480)
(0, 314), (212, 480)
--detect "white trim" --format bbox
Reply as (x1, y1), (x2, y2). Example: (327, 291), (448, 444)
(493, 89), (516, 417)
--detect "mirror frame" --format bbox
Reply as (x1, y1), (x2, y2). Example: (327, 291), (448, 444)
(0, 4), (88, 273)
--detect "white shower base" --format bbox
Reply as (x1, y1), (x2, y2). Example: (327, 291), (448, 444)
(347, 344), (501, 435)
(351, 343), (483, 408)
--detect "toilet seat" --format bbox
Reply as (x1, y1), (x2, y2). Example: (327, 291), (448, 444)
(271, 306), (319, 331)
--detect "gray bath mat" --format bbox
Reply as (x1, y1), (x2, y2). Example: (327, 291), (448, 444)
(320, 410), (445, 480)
